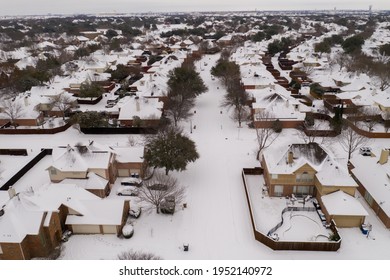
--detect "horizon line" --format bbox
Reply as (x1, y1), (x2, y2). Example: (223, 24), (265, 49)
(1, 8), (389, 18)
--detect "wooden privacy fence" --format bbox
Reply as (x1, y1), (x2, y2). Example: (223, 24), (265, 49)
(241, 169), (341, 251)
(0, 122), (71, 135)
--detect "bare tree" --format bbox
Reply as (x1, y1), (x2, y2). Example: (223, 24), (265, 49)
(331, 53), (350, 71)
(370, 61), (390, 91)
(339, 126), (369, 160)
(50, 94), (76, 120)
(297, 118), (331, 145)
(221, 78), (250, 127)
(255, 111), (280, 160)
(166, 92), (195, 126)
(0, 98), (24, 128)
(359, 106), (381, 132)
(117, 250), (161, 260)
(382, 111), (390, 132)
(138, 172), (185, 214)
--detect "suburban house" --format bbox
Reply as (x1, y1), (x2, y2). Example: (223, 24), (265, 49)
(47, 143), (117, 184)
(262, 143), (368, 227)
(61, 172), (110, 198)
(111, 146), (145, 178)
(349, 147), (390, 228)
(0, 94), (44, 127)
(0, 188), (62, 260)
(117, 96), (163, 127)
(0, 183), (129, 260)
(249, 85), (310, 129)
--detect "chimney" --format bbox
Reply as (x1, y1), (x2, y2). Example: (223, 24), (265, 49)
(8, 186), (16, 199)
(287, 151), (294, 165)
(24, 96), (29, 106)
(136, 99), (140, 112)
(379, 149), (389, 165)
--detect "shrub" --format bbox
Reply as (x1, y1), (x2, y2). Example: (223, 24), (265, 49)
(272, 119), (283, 133)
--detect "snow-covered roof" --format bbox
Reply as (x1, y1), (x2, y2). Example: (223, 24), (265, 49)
(264, 143), (353, 189)
(250, 86), (309, 121)
(322, 190), (368, 216)
(111, 146), (144, 163)
(315, 159), (358, 187)
(24, 183), (100, 213)
(65, 199), (125, 226)
(264, 143), (328, 174)
(373, 92), (390, 108)
(61, 172), (109, 190)
(50, 144), (112, 172)
(118, 96), (163, 121)
(0, 94), (41, 120)
(350, 147), (390, 217)
(0, 196), (45, 243)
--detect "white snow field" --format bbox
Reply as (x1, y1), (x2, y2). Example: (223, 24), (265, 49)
(1, 54), (390, 260)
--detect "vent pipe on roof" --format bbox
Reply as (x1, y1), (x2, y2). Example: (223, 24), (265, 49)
(287, 151), (294, 165)
(8, 186), (16, 199)
(379, 149), (389, 165)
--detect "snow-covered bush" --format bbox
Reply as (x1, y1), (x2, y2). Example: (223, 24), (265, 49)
(122, 224), (134, 239)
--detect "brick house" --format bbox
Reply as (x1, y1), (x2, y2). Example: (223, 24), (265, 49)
(111, 146), (145, 178)
(262, 143), (368, 227)
(0, 190), (62, 260)
(349, 148), (390, 228)
(117, 96), (163, 128)
(0, 183), (130, 260)
(47, 142), (117, 185)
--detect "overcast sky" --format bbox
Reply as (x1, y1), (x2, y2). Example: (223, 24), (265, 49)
(1, 0), (389, 16)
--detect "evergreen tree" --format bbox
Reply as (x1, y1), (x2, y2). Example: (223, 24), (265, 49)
(144, 127), (199, 175)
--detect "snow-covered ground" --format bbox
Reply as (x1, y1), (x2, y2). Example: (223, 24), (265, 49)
(1, 54), (390, 260)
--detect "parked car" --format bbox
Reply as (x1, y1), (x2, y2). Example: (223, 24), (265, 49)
(105, 103), (115, 108)
(116, 186), (139, 196)
(160, 196), (175, 214)
(120, 177), (143, 187)
(359, 147), (372, 156)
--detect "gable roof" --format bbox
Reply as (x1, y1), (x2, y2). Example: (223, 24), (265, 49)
(61, 172), (109, 190)
(264, 143), (328, 174)
(50, 144), (112, 172)
(322, 190), (368, 216)
(65, 200), (126, 226)
(350, 146), (390, 217)
(0, 194), (46, 243)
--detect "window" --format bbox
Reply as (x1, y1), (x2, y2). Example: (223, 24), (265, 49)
(274, 185), (284, 197)
(296, 172), (314, 183)
(271, 174), (278, 179)
(364, 192), (374, 207)
(296, 186), (313, 196)
(50, 168), (57, 175)
(0, 244), (3, 254)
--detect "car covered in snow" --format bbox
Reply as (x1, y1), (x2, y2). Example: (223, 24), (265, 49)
(120, 177), (143, 187)
(116, 185), (139, 196)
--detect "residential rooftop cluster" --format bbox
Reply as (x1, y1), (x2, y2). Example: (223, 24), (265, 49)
(1, 10), (390, 260)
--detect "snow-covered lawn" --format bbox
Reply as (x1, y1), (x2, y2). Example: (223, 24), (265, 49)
(1, 54), (390, 260)
(0, 152), (38, 186)
(355, 121), (389, 133)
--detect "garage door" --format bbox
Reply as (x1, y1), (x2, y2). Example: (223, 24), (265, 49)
(71, 225), (100, 234)
(102, 225), (117, 234)
(118, 169), (130, 177)
(334, 216), (363, 228)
